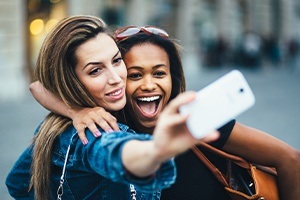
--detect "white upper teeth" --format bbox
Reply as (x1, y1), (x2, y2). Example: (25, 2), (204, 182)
(138, 96), (160, 102)
(110, 89), (121, 96)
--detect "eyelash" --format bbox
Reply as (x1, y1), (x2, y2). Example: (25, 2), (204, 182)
(154, 70), (166, 76)
(128, 73), (141, 79)
(88, 57), (123, 76)
(89, 68), (102, 75)
(128, 70), (167, 79)
(113, 57), (122, 65)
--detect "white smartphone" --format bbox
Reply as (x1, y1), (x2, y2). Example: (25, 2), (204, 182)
(180, 70), (255, 139)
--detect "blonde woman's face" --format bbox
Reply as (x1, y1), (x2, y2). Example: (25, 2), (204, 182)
(75, 33), (127, 111)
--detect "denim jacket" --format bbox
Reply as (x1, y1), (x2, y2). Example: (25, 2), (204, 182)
(6, 123), (176, 200)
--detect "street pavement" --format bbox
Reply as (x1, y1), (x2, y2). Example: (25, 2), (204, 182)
(1, 58), (300, 199)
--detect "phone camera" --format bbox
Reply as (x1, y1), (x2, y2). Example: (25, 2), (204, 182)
(239, 88), (244, 93)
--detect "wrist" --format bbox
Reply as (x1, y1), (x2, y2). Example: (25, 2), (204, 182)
(149, 141), (172, 164)
(66, 107), (77, 119)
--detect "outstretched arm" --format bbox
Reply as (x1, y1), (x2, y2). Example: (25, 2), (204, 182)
(122, 91), (219, 177)
(223, 123), (300, 199)
(30, 81), (119, 144)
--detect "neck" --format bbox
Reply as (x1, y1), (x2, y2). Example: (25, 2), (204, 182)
(136, 125), (154, 134)
(127, 119), (154, 134)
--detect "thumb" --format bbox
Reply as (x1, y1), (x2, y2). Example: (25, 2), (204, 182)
(200, 131), (220, 143)
(166, 91), (197, 114)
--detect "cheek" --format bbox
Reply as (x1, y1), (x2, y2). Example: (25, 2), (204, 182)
(84, 78), (106, 98)
(75, 72), (96, 95)
(125, 88), (135, 109)
(118, 63), (128, 81)
(162, 77), (172, 96)
(125, 81), (136, 97)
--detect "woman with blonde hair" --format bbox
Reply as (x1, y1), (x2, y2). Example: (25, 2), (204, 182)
(6, 15), (218, 199)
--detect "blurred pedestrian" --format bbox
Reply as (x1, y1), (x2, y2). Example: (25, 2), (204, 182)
(287, 38), (299, 70)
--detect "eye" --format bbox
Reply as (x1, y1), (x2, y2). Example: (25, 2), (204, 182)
(128, 72), (142, 80)
(113, 57), (123, 65)
(154, 70), (166, 77)
(89, 67), (102, 76)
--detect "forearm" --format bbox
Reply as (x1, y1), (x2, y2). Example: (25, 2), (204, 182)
(223, 122), (300, 198)
(223, 123), (292, 166)
(122, 140), (168, 177)
(30, 81), (75, 118)
(87, 132), (176, 191)
(276, 154), (300, 199)
(30, 81), (120, 143)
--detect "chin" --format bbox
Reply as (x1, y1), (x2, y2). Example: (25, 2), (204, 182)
(116, 104), (126, 111)
(140, 121), (156, 130)
(107, 102), (126, 112)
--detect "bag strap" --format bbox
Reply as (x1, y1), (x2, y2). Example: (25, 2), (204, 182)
(57, 133), (77, 200)
(192, 142), (252, 187)
(192, 142), (278, 197)
(192, 145), (230, 187)
(196, 142), (250, 168)
(57, 143), (71, 200)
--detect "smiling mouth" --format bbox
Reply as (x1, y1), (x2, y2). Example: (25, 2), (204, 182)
(136, 96), (161, 116)
(107, 89), (122, 96)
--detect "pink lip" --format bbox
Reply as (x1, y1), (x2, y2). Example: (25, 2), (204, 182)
(106, 87), (124, 101)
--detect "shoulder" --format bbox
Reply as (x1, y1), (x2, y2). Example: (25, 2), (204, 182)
(118, 123), (135, 133)
(54, 125), (77, 151)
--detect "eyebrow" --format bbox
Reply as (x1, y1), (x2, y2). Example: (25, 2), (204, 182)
(127, 64), (167, 70)
(83, 50), (120, 69)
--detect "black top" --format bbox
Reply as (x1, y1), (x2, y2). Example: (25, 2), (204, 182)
(160, 120), (236, 200)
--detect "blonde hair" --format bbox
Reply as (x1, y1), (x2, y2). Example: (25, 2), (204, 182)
(30, 15), (111, 199)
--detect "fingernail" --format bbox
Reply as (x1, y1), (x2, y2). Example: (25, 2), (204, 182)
(83, 139), (88, 145)
(94, 130), (101, 137)
(107, 128), (113, 133)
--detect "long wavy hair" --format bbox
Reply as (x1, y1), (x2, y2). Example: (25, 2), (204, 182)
(30, 15), (111, 199)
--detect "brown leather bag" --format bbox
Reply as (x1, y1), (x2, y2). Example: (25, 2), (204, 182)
(192, 142), (279, 200)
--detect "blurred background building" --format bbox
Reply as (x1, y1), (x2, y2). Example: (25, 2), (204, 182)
(1, 0), (300, 101)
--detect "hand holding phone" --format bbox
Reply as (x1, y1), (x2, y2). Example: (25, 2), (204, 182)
(180, 70), (255, 139)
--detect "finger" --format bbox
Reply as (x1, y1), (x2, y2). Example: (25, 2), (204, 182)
(76, 125), (89, 145)
(79, 114), (101, 137)
(201, 131), (220, 143)
(95, 118), (116, 133)
(166, 91), (197, 114)
(166, 114), (188, 127)
(106, 116), (119, 131)
(96, 115), (119, 132)
(86, 123), (102, 137)
(95, 109), (119, 131)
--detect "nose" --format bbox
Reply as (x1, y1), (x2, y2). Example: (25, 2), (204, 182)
(140, 76), (157, 91)
(107, 68), (122, 85)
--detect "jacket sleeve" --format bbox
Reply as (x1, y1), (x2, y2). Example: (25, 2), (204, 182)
(5, 145), (34, 199)
(81, 131), (176, 192)
(5, 123), (43, 199)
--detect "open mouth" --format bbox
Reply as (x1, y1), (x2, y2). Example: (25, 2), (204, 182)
(136, 95), (161, 117)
